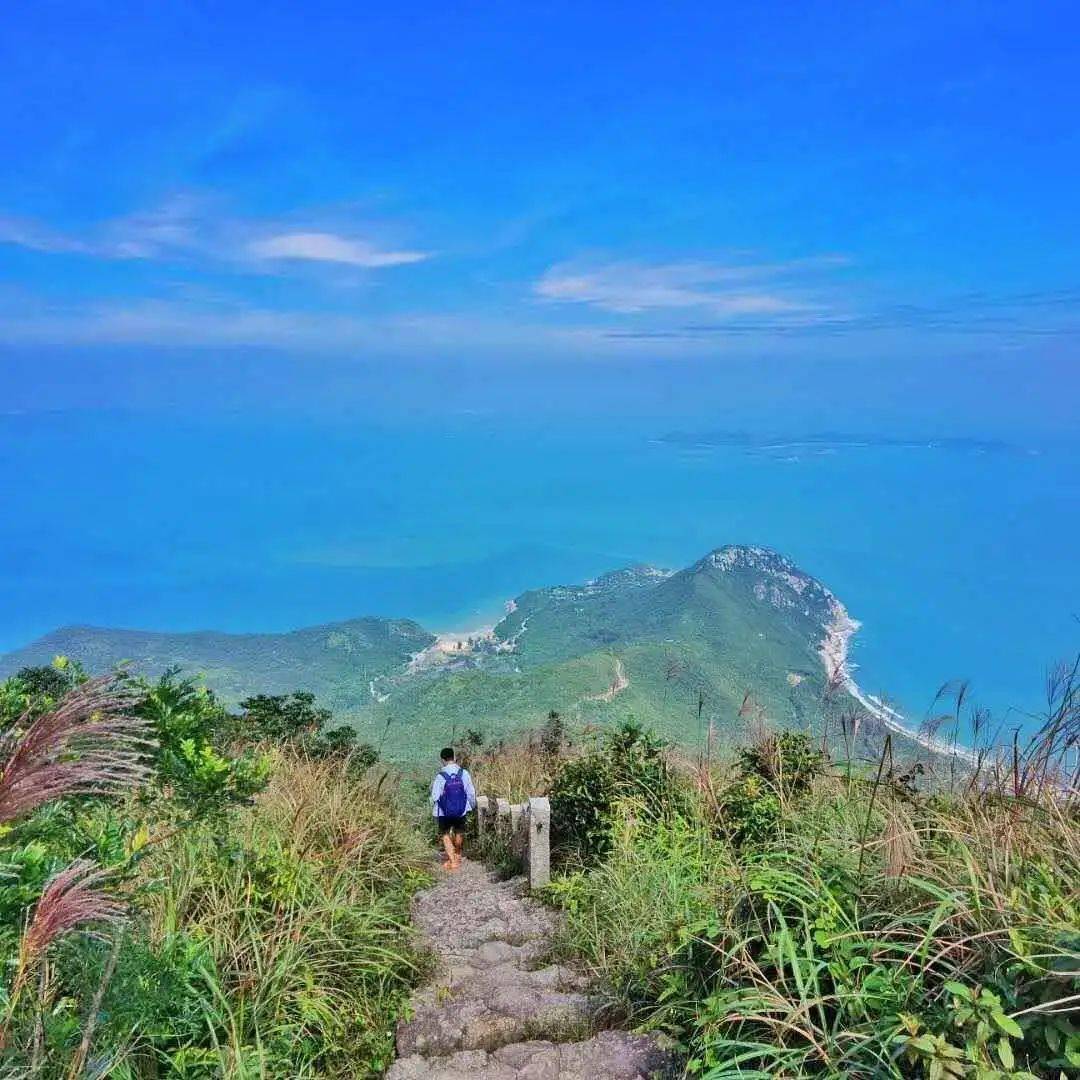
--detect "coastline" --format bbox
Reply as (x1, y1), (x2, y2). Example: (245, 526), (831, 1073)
(421, 590), (982, 763)
(820, 599), (979, 763)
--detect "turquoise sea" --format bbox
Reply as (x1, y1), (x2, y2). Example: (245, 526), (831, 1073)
(1, 409), (1076, 739)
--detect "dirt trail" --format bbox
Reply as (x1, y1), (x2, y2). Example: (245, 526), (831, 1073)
(388, 857), (673, 1079)
(586, 656), (629, 704)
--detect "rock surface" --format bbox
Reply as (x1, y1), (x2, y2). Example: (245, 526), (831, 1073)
(388, 858), (674, 1079)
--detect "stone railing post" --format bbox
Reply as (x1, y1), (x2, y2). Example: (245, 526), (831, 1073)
(473, 793), (551, 892)
(475, 795), (491, 840)
(525, 797), (550, 889)
(495, 797), (511, 834)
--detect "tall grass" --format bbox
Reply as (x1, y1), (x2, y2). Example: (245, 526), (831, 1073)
(539, 687), (1080, 1078)
(0, 674), (153, 824)
(465, 725), (568, 802)
(131, 750), (432, 1077)
(0, 666), (437, 1077)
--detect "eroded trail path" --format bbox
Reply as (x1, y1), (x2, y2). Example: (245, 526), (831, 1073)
(388, 858), (673, 1080)
(586, 656), (629, 703)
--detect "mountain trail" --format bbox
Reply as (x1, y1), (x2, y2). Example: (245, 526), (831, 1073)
(586, 656), (629, 704)
(388, 856), (673, 1080)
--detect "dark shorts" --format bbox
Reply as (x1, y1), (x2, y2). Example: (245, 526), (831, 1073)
(437, 815), (468, 835)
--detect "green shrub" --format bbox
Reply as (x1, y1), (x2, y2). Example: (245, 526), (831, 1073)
(236, 691), (379, 774)
(134, 750), (433, 1076)
(135, 669), (270, 818)
(714, 729), (826, 849)
(0, 662), (428, 1078)
(736, 729), (826, 795)
(715, 772), (783, 848)
(11, 660), (80, 704)
(538, 721), (1079, 1079)
(549, 721), (677, 865)
(546, 805), (734, 1033)
(236, 691), (332, 741)
(0, 656), (86, 736)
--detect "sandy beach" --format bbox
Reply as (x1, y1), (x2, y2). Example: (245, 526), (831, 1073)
(820, 598), (979, 763)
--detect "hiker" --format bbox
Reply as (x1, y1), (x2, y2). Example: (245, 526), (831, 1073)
(430, 746), (476, 871)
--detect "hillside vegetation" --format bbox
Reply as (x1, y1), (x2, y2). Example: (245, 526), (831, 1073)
(375, 546), (847, 759)
(0, 661), (432, 1077)
(0, 547), (881, 763)
(0, 619), (434, 717)
(0, 647), (1075, 1078)
(469, 669), (1079, 1080)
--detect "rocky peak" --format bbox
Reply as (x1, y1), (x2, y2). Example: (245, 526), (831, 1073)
(689, 544), (837, 615)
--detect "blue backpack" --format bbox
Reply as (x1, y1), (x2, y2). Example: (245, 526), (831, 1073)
(438, 769), (468, 817)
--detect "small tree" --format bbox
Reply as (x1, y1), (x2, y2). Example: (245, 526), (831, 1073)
(137, 669), (268, 818)
(237, 691), (378, 772)
(541, 710), (565, 756)
(238, 691), (332, 741)
(549, 721), (675, 866)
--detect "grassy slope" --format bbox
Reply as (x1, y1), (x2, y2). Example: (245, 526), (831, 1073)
(0, 618), (434, 714)
(537, 735), (1080, 1078)
(373, 547), (844, 757)
(0, 546), (861, 761)
(134, 750), (434, 1076)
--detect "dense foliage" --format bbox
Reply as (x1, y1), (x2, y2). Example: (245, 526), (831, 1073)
(0, 619), (433, 717)
(540, 695), (1079, 1077)
(236, 691), (380, 772)
(0, 658), (429, 1077)
(549, 720), (679, 865)
(3, 641), (1076, 1079)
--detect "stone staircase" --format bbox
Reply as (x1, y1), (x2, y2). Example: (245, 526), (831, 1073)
(387, 857), (674, 1079)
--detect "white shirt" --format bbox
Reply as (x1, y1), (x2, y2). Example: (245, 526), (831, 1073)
(430, 762), (477, 818)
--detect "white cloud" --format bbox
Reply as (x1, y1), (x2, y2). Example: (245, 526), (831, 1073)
(247, 231), (429, 267)
(0, 197), (202, 261)
(0, 216), (97, 256)
(0, 200), (430, 273)
(534, 257), (840, 318)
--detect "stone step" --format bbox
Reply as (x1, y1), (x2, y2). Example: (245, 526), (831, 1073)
(462, 937), (553, 971)
(412, 870), (559, 950)
(396, 987), (597, 1058)
(391, 857), (675, 1078)
(414, 960), (588, 1010)
(388, 1029), (676, 1080)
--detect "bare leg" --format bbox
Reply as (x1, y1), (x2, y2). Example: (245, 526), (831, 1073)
(441, 831), (457, 869)
(452, 830), (465, 862)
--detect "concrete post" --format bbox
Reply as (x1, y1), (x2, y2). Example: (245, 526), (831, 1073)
(475, 795), (490, 839)
(495, 797), (511, 836)
(473, 793), (551, 891)
(526, 797), (551, 890)
(510, 802), (530, 858)
(508, 801), (522, 838)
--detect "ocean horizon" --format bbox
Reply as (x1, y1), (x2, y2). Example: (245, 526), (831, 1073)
(2, 407), (1076, 742)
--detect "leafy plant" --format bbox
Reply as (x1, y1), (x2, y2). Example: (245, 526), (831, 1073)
(712, 729), (827, 849)
(237, 691), (333, 741)
(715, 772), (783, 848)
(236, 691), (378, 774)
(549, 720), (676, 865)
(533, 701), (1080, 1080)
(0, 661), (431, 1077)
(736, 729), (826, 796)
(135, 669), (269, 817)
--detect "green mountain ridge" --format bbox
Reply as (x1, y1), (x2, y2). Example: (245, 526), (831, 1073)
(0, 617), (435, 715)
(0, 545), (873, 759)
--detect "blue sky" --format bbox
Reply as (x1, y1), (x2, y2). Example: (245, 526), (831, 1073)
(1, 1), (1078, 430)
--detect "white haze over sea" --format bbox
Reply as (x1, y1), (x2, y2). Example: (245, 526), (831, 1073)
(1, 408), (1076, 741)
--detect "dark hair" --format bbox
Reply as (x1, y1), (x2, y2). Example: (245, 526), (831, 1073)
(440, 747), (455, 762)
